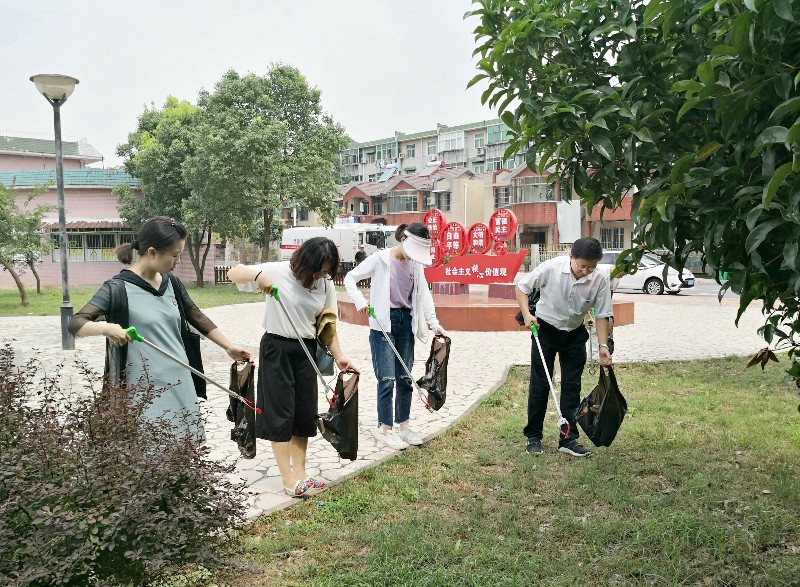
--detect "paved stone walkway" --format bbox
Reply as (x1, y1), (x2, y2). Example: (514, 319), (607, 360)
(0, 282), (767, 518)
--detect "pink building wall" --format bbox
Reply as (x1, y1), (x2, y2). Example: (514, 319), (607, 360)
(12, 186), (120, 218)
(0, 153), (86, 171)
(0, 187), (215, 289)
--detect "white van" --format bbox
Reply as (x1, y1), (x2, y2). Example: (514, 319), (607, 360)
(280, 224), (398, 268)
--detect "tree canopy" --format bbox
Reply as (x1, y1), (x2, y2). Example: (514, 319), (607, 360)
(116, 97), (215, 286)
(471, 0), (800, 385)
(183, 65), (349, 261)
(119, 65), (348, 270)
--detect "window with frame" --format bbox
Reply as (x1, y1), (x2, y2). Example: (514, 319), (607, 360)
(299, 208), (309, 221)
(506, 154), (525, 170)
(486, 158), (503, 172)
(387, 190), (419, 213)
(513, 176), (555, 203)
(341, 148), (359, 166)
(372, 197), (383, 215)
(495, 187), (511, 208)
(487, 123), (511, 145)
(474, 134), (485, 149)
(406, 144), (415, 158)
(437, 191), (451, 212)
(600, 227), (625, 249)
(52, 229), (136, 263)
(444, 161), (466, 169)
(427, 140), (437, 156)
(438, 131), (465, 152)
(473, 163), (484, 174)
(375, 142), (397, 161)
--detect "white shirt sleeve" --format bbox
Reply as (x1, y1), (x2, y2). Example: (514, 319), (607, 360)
(234, 262), (276, 293)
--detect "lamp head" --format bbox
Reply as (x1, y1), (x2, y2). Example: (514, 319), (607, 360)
(30, 74), (79, 102)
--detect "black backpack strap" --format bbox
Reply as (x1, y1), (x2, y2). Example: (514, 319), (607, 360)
(167, 274), (207, 399)
(104, 278), (129, 389)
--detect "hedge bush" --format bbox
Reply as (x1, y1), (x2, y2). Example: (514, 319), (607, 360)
(0, 344), (246, 586)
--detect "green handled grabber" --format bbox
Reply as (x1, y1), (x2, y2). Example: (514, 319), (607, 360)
(269, 286), (335, 396)
(368, 306), (433, 413)
(529, 323), (570, 438)
(123, 326), (260, 414)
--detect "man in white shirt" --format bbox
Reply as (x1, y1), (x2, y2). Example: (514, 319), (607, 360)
(516, 238), (614, 457)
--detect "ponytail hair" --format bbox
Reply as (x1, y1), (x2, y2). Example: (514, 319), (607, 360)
(116, 216), (187, 265)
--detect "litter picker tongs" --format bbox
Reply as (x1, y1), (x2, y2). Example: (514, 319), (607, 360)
(268, 286), (336, 406)
(368, 306), (434, 413)
(530, 322), (570, 437)
(122, 326), (261, 414)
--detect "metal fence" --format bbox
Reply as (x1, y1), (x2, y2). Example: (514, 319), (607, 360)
(214, 266), (232, 285)
(215, 264), (371, 288)
(528, 244), (571, 269)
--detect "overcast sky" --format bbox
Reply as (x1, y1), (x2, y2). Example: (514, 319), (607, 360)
(1, 0), (498, 167)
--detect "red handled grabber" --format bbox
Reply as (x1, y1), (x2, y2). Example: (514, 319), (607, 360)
(123, 326), (261, 414)
(368, 305), (434, 413)
(530, 322), (570, 438)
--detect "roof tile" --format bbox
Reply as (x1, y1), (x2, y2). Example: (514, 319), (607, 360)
(0, 168), (139, 188)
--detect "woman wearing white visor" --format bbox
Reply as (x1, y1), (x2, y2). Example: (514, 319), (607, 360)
(344, 222), (448, 450)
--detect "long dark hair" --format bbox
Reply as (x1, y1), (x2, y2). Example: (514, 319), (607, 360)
(116, 216), (187, 265)
(290, 237), (340, 288)
(395, 222), (430, 242)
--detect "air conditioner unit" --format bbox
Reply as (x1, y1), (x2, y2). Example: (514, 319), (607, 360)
(426, 196), (436, 206)
(360, 158), (366, 164)
(477, 148), (485, 155)
(398, 153), (405, 159)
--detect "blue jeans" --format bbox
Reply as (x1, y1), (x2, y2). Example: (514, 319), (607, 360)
(370, 308), (415, 428)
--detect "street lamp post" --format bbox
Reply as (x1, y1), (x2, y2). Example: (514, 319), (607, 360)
(30, 74), (79, 350)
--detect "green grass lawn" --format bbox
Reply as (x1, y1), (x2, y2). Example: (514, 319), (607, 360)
(0, 283), (262, 317)
(207, 357), (799, 587)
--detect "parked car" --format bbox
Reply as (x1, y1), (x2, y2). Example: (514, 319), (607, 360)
(599, 250), (695, 295)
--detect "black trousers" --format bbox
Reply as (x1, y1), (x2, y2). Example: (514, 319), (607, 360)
(256, 333), (319, 442)
(524, 319), (589, 444)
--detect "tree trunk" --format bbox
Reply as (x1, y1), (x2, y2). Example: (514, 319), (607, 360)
(199, 228), (212, 286)
(186, 230), (205, 287)
(27, 260), (41, 294)
(261, 208), (273, 262)
(185, 229), (210, 288)
(1, 259), (29, 307)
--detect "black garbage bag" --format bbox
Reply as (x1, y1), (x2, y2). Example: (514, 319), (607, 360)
(575, 366), (627, 447)
(416, 335), (451, 411)
(225, 361), (256, 459)
(316, 371), (359, 461)
(514, 288), (540, 326)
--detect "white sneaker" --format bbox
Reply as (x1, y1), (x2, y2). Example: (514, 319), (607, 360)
(378, 430), (409, 450)
(396, 426), (424, 446)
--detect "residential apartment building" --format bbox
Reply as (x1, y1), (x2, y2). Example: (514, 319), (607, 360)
(336, 118), (640, 252)
(0, 131), (210, 288)
(338, 118), (525, 184)
(337, 117), (586, 250)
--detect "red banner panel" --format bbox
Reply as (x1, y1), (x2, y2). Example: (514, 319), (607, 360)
(424, 250), (528, 284)
(440, 222), (467, 257)
(489, 208), (518, 242)
(423, 208), (447, 240)
(468, 222), (492, 254)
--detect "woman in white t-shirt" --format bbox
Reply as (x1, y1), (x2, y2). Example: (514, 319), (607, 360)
(344, 223), (448, 451)
(228, 238), (359, 498)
